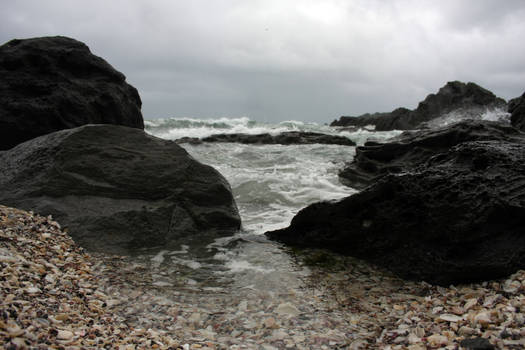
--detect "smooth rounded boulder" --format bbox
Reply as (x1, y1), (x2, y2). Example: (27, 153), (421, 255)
(0, 36), (144, 150)
(0, 125), (241, 253)
(267, 134), (525, 285)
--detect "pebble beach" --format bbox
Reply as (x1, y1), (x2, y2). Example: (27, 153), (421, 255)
(1, 204), (525, 349)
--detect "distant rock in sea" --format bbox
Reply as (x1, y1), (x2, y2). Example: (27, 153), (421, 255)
(267, 120), (525, 285)
(0, 125), (241, 253)
(0, 36), (144, 150)
(331, 81), (506, 131)
(176, 131), (356, 146)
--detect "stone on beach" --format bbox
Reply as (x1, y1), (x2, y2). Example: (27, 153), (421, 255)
(0, 125), (241, 253)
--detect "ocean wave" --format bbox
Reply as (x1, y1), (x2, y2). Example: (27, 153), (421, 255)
(424, 107), (511, 128)
(144, 116), (403, 144)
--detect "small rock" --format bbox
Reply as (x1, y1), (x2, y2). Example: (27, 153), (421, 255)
(458, 326), (478, 336)
(407, 345), (426, 350)
(426, 334), (449, 347)
(25, 286), (41, 294)
(188, 313), (201, 324)
(264, 317), (279, 329)
(276, 302), (300, 317)
(57, 329), (74, 340)
(7, 325), (25, 337)
(474, 311), (492, 326)
(238, 300), (248, 312)
(44, 274), (56, 284)
(55, 313), (69, 321)
(438, 313), (463, 322)
(272, 329), (288, 340)
(459, 337), (495, 350)
(414, 327), (425, 338)
(407, 333), (421, 344)
(0, 255), (17, 263)
(262, 345), (278, 350)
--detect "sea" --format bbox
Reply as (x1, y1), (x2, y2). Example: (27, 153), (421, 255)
(140, 116), (402, 292)
(139, 112), (509, 291)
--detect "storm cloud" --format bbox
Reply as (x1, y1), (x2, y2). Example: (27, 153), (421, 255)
(1, 0), (525, 122)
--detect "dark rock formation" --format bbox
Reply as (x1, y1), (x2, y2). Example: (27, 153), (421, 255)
(175, 137), (203, 145)
(339, 121), (523, 189)
(0, 36), (144, 150)
(267, 133), (525, 285)
(0, 125), (241, 253)
(194, 131), (355, 146)
(508, 91), (525, 131)
(331, 81), (506, 131)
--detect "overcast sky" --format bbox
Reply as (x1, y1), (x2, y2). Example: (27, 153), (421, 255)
(2, 0), (525, 122)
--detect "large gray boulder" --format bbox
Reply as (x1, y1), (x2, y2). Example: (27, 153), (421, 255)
(331, 81), (506, 131)
(267, 133), (525, 285)
(0, 125), (241, 253)
(0, 36), (144, 150)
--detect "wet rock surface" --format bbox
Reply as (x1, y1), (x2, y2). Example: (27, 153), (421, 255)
(177, 131), (356, 146)
(508, 91), (525, 131)
(0, 36), (144, 150)
(267, 137), (525, 286)
(2, 205), (525, 349)
(339, 120), (523, 189)
(0, 125), (240, 253)
(331, 81), (506, 131)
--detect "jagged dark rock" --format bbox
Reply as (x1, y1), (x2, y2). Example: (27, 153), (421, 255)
(508, 91), (525, 131)
(267, 129), (525, 285)
(338, 121), (522, 189)
(0, 36), (144, 150)
(331, 81), (506, 131)
(195, 131), (355, 146)
(0, 125), (241, 253)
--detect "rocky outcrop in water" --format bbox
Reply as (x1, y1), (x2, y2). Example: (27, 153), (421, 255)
(267, 124), (525, 286)
(331, 81), (506, 131)
(0, 124), (241, 253)
(176, 131), (356, 146)
(339, 121), (522, 189)
(508, 91), (525, 131)
(0, 36), (144, 150)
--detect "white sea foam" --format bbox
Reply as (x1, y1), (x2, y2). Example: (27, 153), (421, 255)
(170, 256), (202, 270)
(151, 250), (169, 267)
(144, 116), (362, 141)
(224, 260), (274, 273)
(425, 107), (510, 128)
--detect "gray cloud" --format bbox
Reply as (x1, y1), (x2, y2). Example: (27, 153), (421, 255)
(1, 0), (525, 122)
